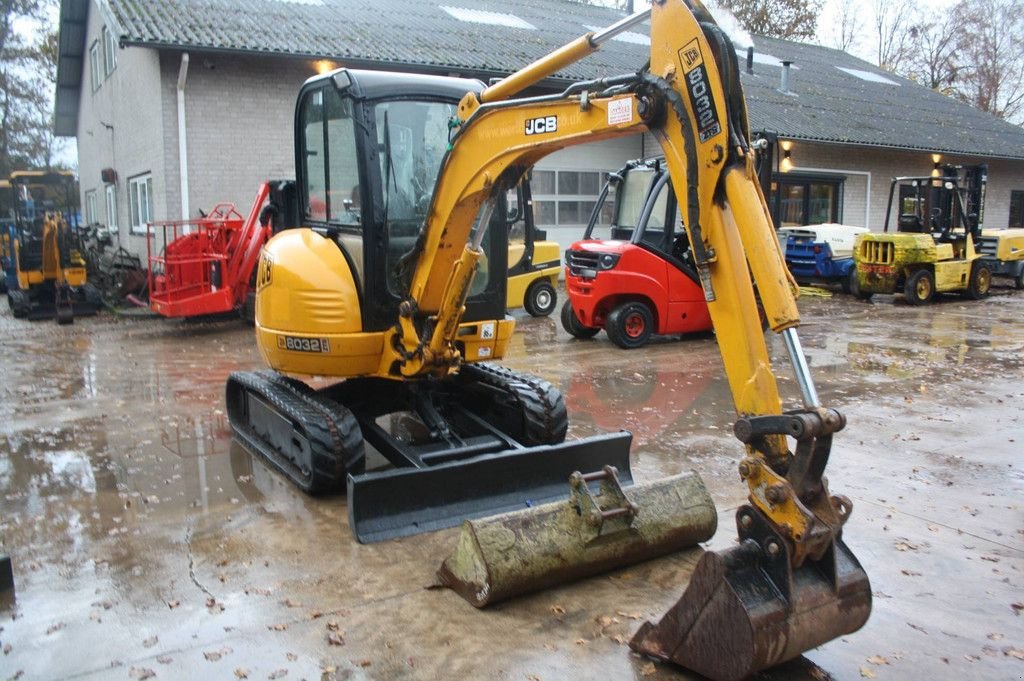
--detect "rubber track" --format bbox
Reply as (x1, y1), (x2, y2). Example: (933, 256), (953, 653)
(458, 363), (568, 446)
(226, 371), (364, 494)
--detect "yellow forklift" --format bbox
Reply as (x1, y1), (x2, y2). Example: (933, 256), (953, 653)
(5, 171), (101, 323)
(853, 165), (991, 304)
(505, 179), (561, 316)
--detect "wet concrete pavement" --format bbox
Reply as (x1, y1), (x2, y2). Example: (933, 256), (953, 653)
(0, 287), (1022, 681)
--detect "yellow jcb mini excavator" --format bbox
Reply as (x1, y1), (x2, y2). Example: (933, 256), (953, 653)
(226, 1), (870, 678)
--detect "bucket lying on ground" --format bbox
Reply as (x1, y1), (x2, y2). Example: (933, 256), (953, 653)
(438, 468), (717, 607)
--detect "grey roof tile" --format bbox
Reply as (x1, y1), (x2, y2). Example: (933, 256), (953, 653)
(58, 0), (1024, 159)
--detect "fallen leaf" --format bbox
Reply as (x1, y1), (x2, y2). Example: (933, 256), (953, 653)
(963, 654), (980, 662)
(327, 631), (345, 646)
(355, 659), (371, 668)
(267, 623), (288, 631)
(142, 636), (158, 648)
(234, 668), (249, 679)
(867, 655), (889, 665)
(204, 651), (223, 662)
(282, 599), (302, 608)
(1004, 646), (1024, 660)
(167, 600), (180, 609)
(550, 605), (565, 615)
(267, 670), (287, 680)
(46, 622), (65, 635)
(326, 620), (341, 631)
(129, 668), (156, 680)
(286, 653), (297, 662)
(575, 638), (587, 646)
(3, 643), (11, 654)
(859, 666), (876, 678)
(308, 610), (324, 620)
(616, 611), (642, 620)
(640, 662), (656, 676)
(1011, 602), (1023, 616)
(156, 656), (172, 665)
(988, 633), (1005, 641)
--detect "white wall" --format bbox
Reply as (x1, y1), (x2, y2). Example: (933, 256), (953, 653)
(782, 142), (1024, 231)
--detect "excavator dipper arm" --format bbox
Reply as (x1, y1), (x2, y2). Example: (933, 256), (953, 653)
(406, 1), (870, 678)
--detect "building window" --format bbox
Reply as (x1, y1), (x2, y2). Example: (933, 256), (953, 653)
(89, 42), (101, 91)
(532, 169), (607, 228)
(129, 174), (152, 234)
(102, 25), (116, 77)
(85, 190), (98, 224)
(1009, 191), (1024, 228)
(771, 174), (843, 227)
(105, 185), (118, 233)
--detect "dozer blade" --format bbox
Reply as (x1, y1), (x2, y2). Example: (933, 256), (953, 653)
(629, 505), (871, 681)
(438, 469), (717, 607)
(348, 431), (633, 543)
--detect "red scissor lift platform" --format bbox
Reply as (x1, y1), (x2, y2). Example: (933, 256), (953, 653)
(146, 183), (271, 318)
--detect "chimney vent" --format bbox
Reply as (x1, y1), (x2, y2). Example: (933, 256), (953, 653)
(746, 47), (754, 75)
(780, 60), (793, 93)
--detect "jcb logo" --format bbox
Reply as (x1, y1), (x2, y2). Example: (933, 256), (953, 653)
(525, 116), (557, 136)
(256, 250), (273, 291)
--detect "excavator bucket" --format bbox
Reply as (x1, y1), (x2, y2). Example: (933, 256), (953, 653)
(629, 505), (872, 681)
(348, 432), (635, 543)
(438, 468), (716, 607)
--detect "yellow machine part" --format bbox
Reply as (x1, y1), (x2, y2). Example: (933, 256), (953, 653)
(506, 240), (560, 309)
(982, 228), (1024, 261)
(254, 229), (514, 377)
(855, 231), (978, 294)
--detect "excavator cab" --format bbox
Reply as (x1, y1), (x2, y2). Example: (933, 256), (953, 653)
(292, 70), (510, 332)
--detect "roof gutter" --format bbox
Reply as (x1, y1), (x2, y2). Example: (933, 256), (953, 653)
(120, 39), (586, 92)
(177, 52), (190, 220)
(766, 133), (1024, 162)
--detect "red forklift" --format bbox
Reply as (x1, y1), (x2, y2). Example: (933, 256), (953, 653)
(561, 158), (711, 348)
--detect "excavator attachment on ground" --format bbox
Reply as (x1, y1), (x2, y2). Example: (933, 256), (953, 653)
(226, 0), (870, 676)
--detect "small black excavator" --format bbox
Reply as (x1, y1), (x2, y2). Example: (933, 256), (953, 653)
(226, 2), (870, 679)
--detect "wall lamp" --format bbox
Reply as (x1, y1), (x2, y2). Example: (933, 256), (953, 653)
(931, 153), (942, 177)
(780, 140), (793, 172)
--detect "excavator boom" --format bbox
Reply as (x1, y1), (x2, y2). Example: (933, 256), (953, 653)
(428, 2), (869, 678)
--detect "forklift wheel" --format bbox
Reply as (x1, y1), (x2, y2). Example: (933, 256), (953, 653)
(560, 301), (600, 339)
(903, 269), (934, 305)
(57, 307), (74, 325)
(524, 280), (557, 317)
(606, 301), (654, 349)
(1016, 267), (1024, 290)
(965, 263), (991, 300)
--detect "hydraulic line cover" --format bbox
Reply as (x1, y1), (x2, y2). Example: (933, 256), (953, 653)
(438, 469), (716, 607)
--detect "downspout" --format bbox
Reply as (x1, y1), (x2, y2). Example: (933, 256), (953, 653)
(176, 52), (190, 220)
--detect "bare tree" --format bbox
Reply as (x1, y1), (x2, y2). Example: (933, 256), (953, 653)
(830, 0), (862, 52)
(952, 0), (1024, 121)
(715, 0), (822, 40)
(873, 0), (917, 72)
(903, 10), (964, 92)
(1, 0), (61, 176)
